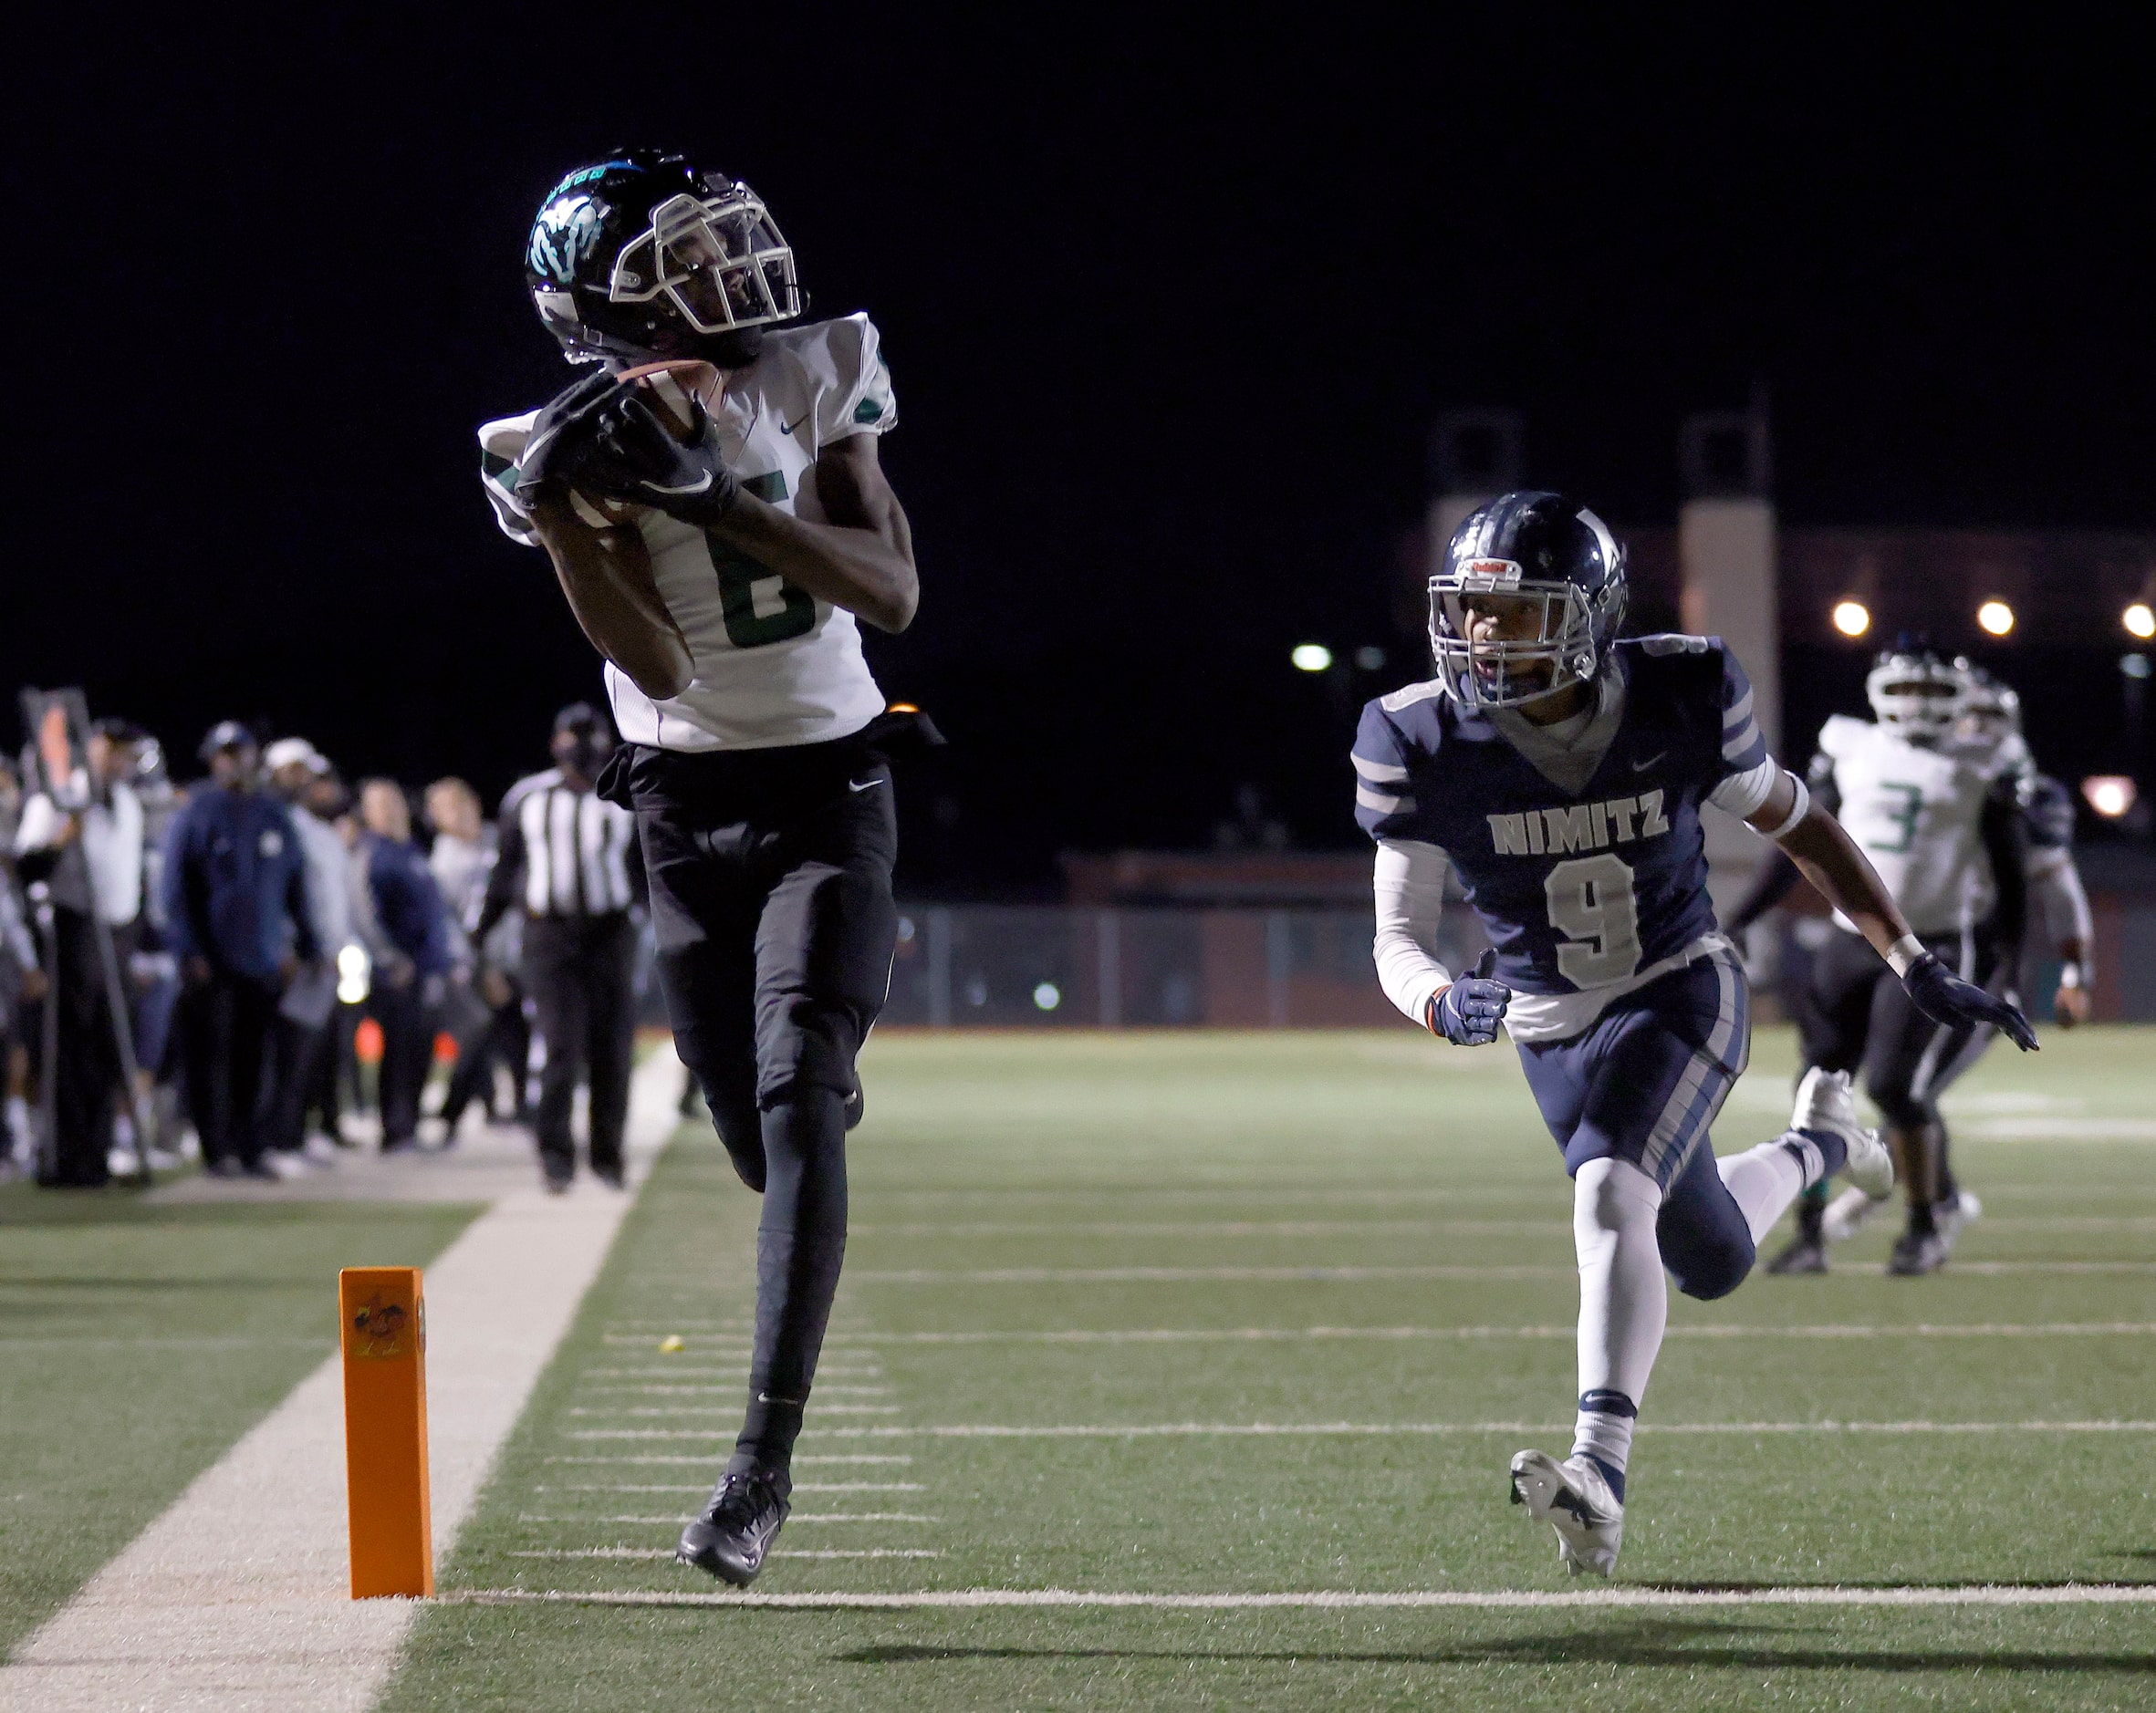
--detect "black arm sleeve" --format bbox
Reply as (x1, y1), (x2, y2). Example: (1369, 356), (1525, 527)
(474, 796), (526, 947)
(1981, 779), (2029, 963)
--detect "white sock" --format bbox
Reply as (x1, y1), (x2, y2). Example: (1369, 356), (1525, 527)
(1571, 1157), (1666, 1492)
(1715, 1139), (1810, 1246)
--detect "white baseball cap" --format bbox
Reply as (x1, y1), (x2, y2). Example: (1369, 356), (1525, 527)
(264, 737), (323, 773)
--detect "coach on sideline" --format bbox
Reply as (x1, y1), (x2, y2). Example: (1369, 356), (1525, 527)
(163, 723), (318, 1179)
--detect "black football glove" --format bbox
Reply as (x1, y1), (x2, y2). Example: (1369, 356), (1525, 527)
(1903, 951), (2038, 1051)
(513, 368), (621, 503)
(575, 387), (742, 527)
(1426, 949), (1511, 1046)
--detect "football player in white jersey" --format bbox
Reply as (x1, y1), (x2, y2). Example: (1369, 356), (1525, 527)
(1731, 649), (2027, 1275)
(478, 151), (928, 1586)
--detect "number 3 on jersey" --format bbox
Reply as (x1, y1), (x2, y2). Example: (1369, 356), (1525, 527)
(1547, 852), (1643, 986)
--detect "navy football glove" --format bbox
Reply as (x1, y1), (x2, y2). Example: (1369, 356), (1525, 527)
(513, 368), (621, 501)
(1426, 950), (1511, 1046)
(1903, 951), (2038, 1051)
(578, 387), (742, 527)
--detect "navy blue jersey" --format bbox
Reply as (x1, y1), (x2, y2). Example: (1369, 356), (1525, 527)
(1353, 636), (1769, 996)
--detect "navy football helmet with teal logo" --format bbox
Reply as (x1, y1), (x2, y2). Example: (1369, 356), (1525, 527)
(1430, 491), (1629, 710)
(525, 150), (802, 366)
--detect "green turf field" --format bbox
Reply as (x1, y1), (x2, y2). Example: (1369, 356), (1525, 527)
(370, 1025), (2156, 1711)
(0, 1181), (479, 1659)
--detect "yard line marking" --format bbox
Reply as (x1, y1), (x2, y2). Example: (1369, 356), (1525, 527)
(518, 1513), (939, 1525)
(511, 1548), (941, 1561)
(543, 1483), (925, 1494)
(578, 1385), (892, 1396)
(789, 1419), (2156, 1439)
(844, 1262), (2156, 1284)
(448, 1583), (2156, 1611)
(815, 1322), (2156, 1346)
(849, 1215), (2156, 1237)
(568, 1405), (902, 1418)
(542, 1454), (914, 1466)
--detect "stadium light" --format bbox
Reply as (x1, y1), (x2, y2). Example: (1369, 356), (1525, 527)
(1291, 643), (1334, 673)
(1976, 599), (2015, 637)
(1032, 981), (1061, 1012)
(1830, 599), (1870, 638)
(2083, 775), (2137, 818)
(2127, 603), (2156, 640)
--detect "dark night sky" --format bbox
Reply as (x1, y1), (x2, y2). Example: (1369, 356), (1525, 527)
(9, 12), (2154, 891)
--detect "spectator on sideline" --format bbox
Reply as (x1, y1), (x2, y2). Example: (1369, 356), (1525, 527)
(162, 722), (318, 1179)
(12, 716), (148, 1186)
(427, 776), (528, 1135)
(357, 778), (454, 1152)
(263, 738), (356, 1167)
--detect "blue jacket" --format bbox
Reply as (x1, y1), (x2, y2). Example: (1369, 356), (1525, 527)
(162, 787), (318, 981)
(364, 835), (455, 977)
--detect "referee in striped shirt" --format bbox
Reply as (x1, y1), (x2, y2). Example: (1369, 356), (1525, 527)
(474, 703), (642, 1190)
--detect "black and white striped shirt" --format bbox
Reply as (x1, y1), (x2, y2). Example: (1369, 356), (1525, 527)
(474, 771), (641, 939)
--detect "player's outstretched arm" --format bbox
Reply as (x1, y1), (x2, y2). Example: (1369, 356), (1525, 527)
(710, 434), (918, 633)
(1746, 772), (2038, 1050)
(526, 493), (695, 701)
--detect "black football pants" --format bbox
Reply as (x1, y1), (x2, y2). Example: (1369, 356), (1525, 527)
(180, 969), (276, 1168)
(1792, 923), (2002, 1226)
(629, 740), (897, 1470)
(523, 914), (637, 1178)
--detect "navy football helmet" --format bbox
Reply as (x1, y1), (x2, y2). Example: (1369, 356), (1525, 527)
(525, 151), (802, 365)
(1429, 491), (1628, 710)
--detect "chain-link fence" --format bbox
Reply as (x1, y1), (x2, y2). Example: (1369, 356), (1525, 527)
(879, 904), (1489, 1029)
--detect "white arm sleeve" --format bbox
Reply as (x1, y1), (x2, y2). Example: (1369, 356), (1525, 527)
(2031, 855), (2095, 967)
(1373, 837), (1453, 1026)
(1706, 754), (1781, 820)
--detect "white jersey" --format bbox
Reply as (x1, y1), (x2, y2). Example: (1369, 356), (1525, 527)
(479, 313), (896, 753)
(1814, 713), (2012, 937)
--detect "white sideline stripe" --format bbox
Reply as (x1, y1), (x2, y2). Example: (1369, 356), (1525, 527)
(820, 1322), (2156, 1346)
(0, 1046), (687, 1713)
(512, 1548), (942, 1561)
(845, 1261), (2156, 1283)
(793, 1419), (2156, 1440)
(448, 1583), (2156, 1612)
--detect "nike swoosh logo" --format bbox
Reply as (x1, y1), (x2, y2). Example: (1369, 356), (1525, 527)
(1630, 753), (1665, 773)
(848, 777), (884, 793)
(780, 411), (811, 436)
(642, 472), (713, 495)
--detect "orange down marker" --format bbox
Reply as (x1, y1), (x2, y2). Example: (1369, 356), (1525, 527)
(339, 1266), (434, 1597)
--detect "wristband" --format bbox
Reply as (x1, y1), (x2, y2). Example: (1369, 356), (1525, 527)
(1756, 773), (1809, 839)
(1885, 934), (1926, 978)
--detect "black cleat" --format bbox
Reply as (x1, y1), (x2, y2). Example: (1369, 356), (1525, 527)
(677, 1465), (791, 1586)
(1765, 1234), (1828, 1275)
(1888, 1229), (1950, 1276)
(592, 1162), (626, 1190)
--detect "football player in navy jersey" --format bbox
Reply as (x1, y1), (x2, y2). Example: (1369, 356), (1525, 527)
(1353, 492), (2035, 1577)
